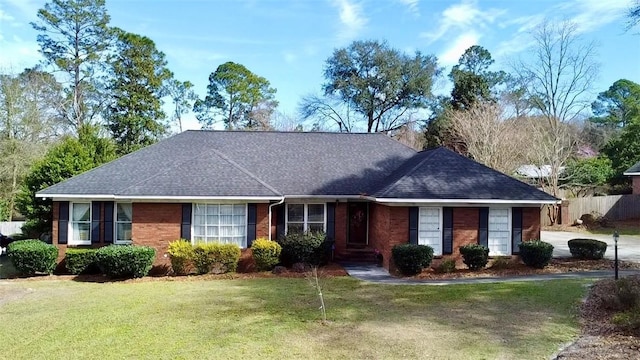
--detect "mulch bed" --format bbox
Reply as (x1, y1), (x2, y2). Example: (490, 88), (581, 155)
(553, 275), (640, 359)
(411, 258), (640, 280)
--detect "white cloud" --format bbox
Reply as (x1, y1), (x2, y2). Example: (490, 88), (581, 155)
(0, 36), (41, 70)
(331, 0), (368, 42)
(559, 0), (633, 34)
(421, 0), (505, 43)
(439, 32), (480, 66)
(398, 0), (420, 16)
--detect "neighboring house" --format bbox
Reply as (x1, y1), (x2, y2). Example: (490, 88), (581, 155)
(36, 131), (558, 270)
(515, 165), (566, 185)
(624, 161), (640, 195)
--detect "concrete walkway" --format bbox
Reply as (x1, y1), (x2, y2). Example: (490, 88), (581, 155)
(342, 263), (640, 285)
(541, 231), (640, 262)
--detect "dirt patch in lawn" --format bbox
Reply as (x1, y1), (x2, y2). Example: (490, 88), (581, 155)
(412, 258), (640, 280)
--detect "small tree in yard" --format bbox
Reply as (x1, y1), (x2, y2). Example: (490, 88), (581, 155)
(306, 265), (328, 324)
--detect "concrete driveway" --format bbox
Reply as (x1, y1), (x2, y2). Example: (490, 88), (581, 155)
(541, 231), (640, 263)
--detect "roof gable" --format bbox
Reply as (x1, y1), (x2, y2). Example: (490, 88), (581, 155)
(625, 160), (640, 175)
(374, 147), (558, 202)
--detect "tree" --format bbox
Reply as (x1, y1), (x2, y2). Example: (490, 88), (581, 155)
(299, 93), (357, 132)
(562, 157), (613, 197)
(446, 101), (525, 174)
(105, 29), (172, 155)
(0, 68), (66, 220)
(602, 120), (640, 186)
(165, 79), (197, 132)
(449, 45), (506, 110)
(194, 62), (277, 130)
(514, 20), (598, 223)
(16, 124), (116, 236)
(423, 46), (505, 152)
(32, 0), (112, 129)
(309, 40), (439, 133)
(590, 79), (640, 128)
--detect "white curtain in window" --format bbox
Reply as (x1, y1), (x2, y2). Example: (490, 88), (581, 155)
(193, 204), (246, 247)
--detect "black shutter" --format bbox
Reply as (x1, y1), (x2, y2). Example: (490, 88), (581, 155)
(512, 207), (523, 254)
(246, 203), (257, 248)
(409, 207), (418, 245)
(91, 202), (101, 244)
(478, 207), (489, 248)
(181, 203), (192, 240)
(276, 204), (285, 240)
(326, 202), (336, 242)
(443, 207), (453, 255)
(58, 201), (69, 245)
(103, 201), (114, 244)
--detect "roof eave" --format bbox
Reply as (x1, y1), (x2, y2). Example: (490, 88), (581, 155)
(374, 198), (560, 205)
(35, 194), (283, 202)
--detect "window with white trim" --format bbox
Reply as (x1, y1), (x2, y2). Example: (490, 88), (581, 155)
(115, 203), (132, 244)
(488, 208), (511, 256)
(418, 207), (442, 256)
(70, 202), (91, 245)
(193, 204), (246, 247)
(286, 203), (325, 234)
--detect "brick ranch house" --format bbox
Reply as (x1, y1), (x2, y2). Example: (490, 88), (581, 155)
(36, 131), (558, 270)
(624, 160), (640, 195)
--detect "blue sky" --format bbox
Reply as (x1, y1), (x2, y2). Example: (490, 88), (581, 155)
(1, 0), (638, 131)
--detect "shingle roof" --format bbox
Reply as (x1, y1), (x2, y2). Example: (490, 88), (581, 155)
(373, 147), (557, 201)
(38, 131), (416, 197)
(38, 131), (557, 202)
(624, 161), (640, 174)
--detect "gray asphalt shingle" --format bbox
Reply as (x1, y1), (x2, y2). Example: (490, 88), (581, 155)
(38, 131), (557, 202)
(625, 161), (640, 174)
(373, 147), (557, 201)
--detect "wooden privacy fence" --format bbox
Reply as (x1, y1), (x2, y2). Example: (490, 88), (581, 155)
(542, 195), (640, 226)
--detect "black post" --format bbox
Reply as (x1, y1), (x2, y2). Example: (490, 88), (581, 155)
(614, 231), (619, 280)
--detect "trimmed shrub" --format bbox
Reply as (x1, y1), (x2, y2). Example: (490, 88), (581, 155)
(7, 239), (58, 275)
(435, 259), (456, 273)
(391, 244), (434, 276)
(568, 238), (607, 260)
(192, 243), (241, 274)
(277, 232), (327, 266)
(167, 239), (194, 275)
(519, 240), (554, 269)
(65, 248), (99, 275)
(251, 238), (282, 271)
(95, 245), (156, 278)
(459, 244), (489, 271)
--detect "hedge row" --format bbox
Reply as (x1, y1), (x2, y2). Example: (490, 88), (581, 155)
(7, 241), (155, 278)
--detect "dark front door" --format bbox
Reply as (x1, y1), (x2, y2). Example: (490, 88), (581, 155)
(348, 202), (368, 247)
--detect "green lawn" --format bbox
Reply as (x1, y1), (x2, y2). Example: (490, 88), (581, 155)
(0, 276), (588, 359)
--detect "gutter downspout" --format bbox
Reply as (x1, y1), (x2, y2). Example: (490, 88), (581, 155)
(268, 196), (285, 241)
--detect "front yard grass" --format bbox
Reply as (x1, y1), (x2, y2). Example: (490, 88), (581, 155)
(0, 276), (588, 359)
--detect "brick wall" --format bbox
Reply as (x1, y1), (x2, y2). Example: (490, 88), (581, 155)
(451, 207), (479, 265)
(368, 204), (409, 269)
(522, 207), (541, 241)
(633, 177), (640, 195)
(334, 202), (348, 256)
(256, 203), (269, 238)
(132, 203), (182, 265)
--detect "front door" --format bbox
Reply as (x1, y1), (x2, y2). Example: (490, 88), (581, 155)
(348, 202), (368, 247)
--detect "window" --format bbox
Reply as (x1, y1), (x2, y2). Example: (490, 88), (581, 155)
(418, 207), (442, 256)
(115, 203), (132, 244)
(70, 202), (91, 245)
(488, 208), (511, 256)
(286, 203), (325, 234)
(193, 204), (246, 247)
